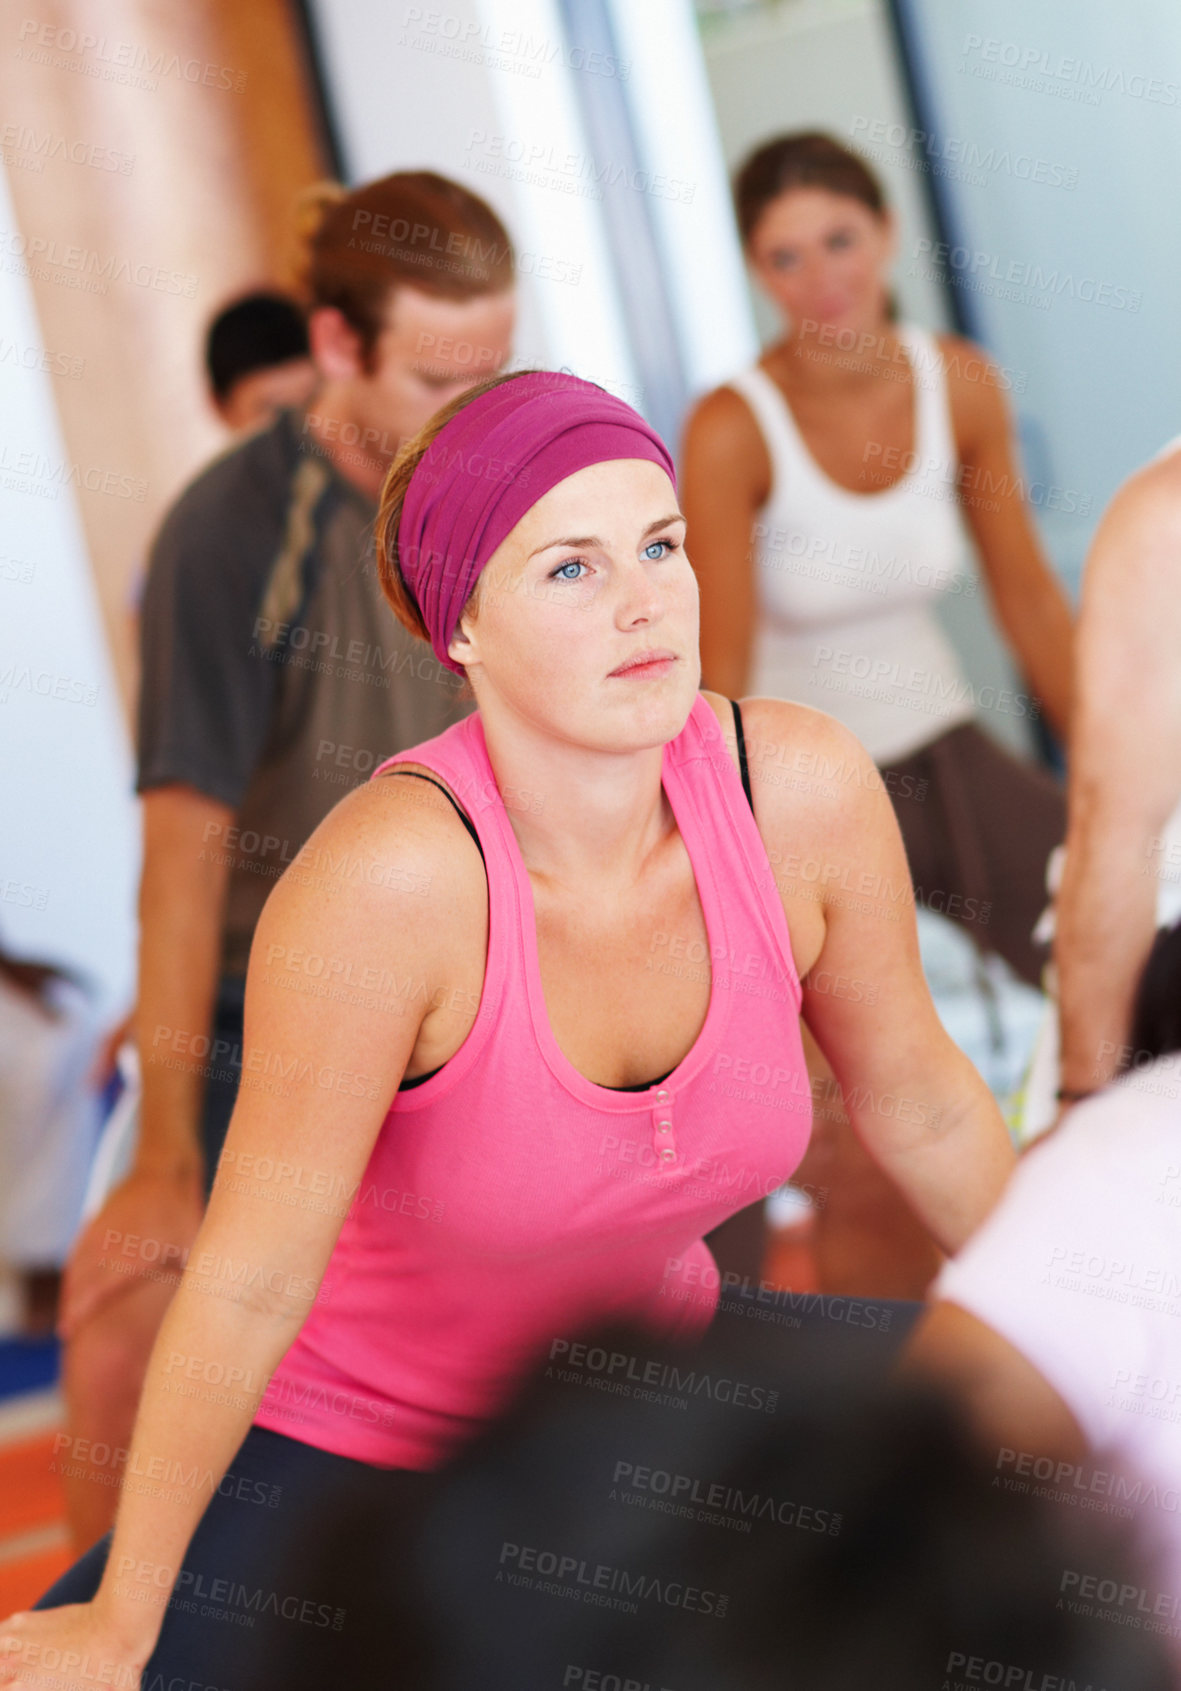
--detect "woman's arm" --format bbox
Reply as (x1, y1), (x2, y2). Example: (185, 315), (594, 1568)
(904, 1302), (1086, 1460)
(941, 336), (1074, 744)
(680, 387), (770, 698)
(0, 777), (461, 1679)
(1056, 457), (1181, 1095)
(744, 696), (1016, 1253)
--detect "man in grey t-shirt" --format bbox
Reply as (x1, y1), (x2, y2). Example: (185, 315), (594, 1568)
(58, 172), (516, 1551)
(138, 405), (467, 987)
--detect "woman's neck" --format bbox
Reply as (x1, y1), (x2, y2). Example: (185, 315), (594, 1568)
(479, 709), (674, 893)
(771, 317), (906, 394)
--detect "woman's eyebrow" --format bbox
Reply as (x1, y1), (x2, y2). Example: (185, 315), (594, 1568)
(528, 533), (602, 557)
(527, 514), (685, 560)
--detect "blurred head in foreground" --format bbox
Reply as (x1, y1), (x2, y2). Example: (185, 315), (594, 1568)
(264, 1311), (1176, 1690)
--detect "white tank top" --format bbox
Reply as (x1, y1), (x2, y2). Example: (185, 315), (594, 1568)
(727, 324), (976, 764)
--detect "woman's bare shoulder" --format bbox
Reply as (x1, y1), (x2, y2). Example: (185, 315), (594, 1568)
(736, 695), (891, 838)
(260, 766), (485, 942)
(740, 692), (869, 760)
(702, 687), (865, 759)
(700, 689), (879, 813)
(931, 331), (1014, 447)
(683, 382), (766, 456)
(682, 387), (771, 515)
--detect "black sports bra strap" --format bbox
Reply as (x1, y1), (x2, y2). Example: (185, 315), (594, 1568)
(730, 698), (755, 817)
(380, 769), (485, 863)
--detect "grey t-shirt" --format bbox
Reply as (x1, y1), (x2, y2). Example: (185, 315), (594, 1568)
(137, 408), (471, 979)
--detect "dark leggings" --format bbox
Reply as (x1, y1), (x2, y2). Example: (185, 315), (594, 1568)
(36, 1425), (438, 1687)
(880, 721), (1065, 988)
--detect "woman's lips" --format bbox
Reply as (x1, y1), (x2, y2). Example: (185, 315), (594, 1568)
(608, 651), (677, 679)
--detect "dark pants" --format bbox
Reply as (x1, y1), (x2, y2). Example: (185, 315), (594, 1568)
(36, 1425), (439, 1685)
(881, 722), (1065, 989)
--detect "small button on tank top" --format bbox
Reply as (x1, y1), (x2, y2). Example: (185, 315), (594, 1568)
(728, 323), (976, 764)
(254, 695), (812, 1468)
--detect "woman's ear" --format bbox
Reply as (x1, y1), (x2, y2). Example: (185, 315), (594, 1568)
(447, 577), (485, 669)
(446, 622), (476, 669)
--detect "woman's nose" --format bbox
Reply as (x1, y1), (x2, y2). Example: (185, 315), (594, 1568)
(616, 560), (664, 624)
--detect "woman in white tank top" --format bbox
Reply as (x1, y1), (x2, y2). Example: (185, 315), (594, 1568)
(682, 133), (1071, 992)
(682, 134), (1074, 1300)
(725, 321), (974, 767)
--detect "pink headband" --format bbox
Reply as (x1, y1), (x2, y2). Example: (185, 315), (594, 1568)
(397, 370), (677, 674)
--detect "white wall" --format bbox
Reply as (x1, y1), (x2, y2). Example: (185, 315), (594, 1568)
(0, 162), (138, 1016)
(307, 0), (765, 426)
(308, 0), (643, 405)
(898, 0), (1181, 595)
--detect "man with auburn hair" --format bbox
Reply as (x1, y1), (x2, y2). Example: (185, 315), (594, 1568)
(58, 172), (516, 1549)
(1051, 439), (1181, 1114)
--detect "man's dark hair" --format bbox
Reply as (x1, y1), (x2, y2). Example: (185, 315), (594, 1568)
(204, 291), (310, 401)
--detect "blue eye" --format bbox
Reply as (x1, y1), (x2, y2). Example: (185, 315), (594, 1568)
(643, 539), (677, 561)
(550, 559), (587, 581)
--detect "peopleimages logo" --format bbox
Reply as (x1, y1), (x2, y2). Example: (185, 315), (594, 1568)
(498, 1542), (728, 1617)
(548, 1338), (778, 1412)
(912, 236), (1141, 312)
(850, 115), (1078, 190)
(612, 1460), (841, 1535)
(959, 33), (1179, 107)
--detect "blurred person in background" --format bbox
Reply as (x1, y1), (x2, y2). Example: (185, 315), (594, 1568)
(1045, 439), (1181, 1123)
(681, 132), (1074, 1302)
(203, 289), (317, 434)
(55, 170), (516, 1553)
(908, 918), (1181, 1618)
(103, 290), (320, 1052)
(118, 291), (318, 635)
(0, 938), (106, 1336)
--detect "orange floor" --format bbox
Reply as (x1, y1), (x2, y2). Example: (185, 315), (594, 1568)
(765, 1218), (820, 1294)
(0, 1423), (73, 1612)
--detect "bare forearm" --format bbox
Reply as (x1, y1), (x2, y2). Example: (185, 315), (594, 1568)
(1055, 813), (1160, 1091)
(996, 578), (1073, 744)
(135, 798), (232, 1175)
(854, 1054), (1014, 1254)
(92, 1273), (303, 1650)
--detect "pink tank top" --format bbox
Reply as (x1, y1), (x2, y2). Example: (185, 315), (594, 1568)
(254, 695), (812, 1467)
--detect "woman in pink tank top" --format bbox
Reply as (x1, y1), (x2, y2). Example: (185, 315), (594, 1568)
(14, 372), (1015, 1684)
